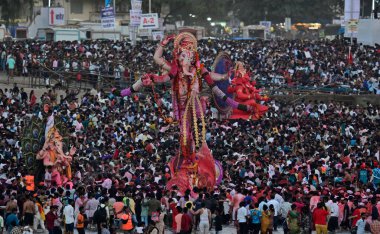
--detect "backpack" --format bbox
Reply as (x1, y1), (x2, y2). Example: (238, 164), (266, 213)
(151, 211), (160, 222)
(93, 205), (107, 223)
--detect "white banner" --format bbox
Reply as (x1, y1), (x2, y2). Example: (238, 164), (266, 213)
(285, 17), (291, 31)
(131, 0), (142, 10)
(152, 31), (164, 41)
(140, 13), (159, 29)
(138, 28), (150, 37)
(49, 8), (65, 25)
(130, 10), (142, 26)
(101, 7), (115, 29)
(344, 0), (360, 37)
(102, 17), (115, 29)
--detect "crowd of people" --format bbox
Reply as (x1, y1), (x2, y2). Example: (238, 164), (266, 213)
(0, 37), (380, 234)
(0, 78), (379, 234)
(1, 39), (380, 93)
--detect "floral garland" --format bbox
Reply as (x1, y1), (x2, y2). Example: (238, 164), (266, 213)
(192, 95), (199, 148)
(195, 95), (206, 143)
(182, 96), (192, 147)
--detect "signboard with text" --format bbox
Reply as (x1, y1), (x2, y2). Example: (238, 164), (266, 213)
(49, 8), (65, 25)
(101, 7), (115, 29)
(140, 13), (159, 29)
(152, 31), (164, 41)
(130, 10), (142, 26)
(259, 21), (271, 32)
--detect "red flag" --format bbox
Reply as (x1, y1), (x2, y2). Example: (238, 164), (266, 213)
(348, 47), (353, 65)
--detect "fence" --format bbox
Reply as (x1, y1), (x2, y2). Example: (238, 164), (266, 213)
(0, 64), (374, 98)
(26, 65), (134, 91)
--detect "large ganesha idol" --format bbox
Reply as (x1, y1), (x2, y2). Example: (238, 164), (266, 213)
(116, 32), (267, 193)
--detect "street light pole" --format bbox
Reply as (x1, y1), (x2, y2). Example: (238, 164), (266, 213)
(149, 0), (152, 13)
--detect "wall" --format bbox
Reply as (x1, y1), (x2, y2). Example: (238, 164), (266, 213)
(357, 19), (380, 46)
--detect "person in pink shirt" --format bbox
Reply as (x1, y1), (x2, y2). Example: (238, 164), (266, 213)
(309, 192), (320, 212)
(231, 188), (244, 221)
(75, 195), (87, 215)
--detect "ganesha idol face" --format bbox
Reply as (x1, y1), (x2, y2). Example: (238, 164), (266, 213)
(178, 50), (195, 77)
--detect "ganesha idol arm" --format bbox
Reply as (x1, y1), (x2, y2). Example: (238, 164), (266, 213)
(209, 72), (229, 81)
(201, 68), (252, 112)
(153, 44), (171, 72)
(153, 35), (174, 72)
(120, 65), (178, 97)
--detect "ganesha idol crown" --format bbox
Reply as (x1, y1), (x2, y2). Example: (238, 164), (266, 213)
(174, 32), (198, 54)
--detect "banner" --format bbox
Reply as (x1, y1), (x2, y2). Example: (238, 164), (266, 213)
(344, 0), (360, 22)
(152, 31), (164, 41)
(105, 0), (113, 8)
(140, 13), (159, 29)
(101, 7), (115, 29)
(130, 10), (142, 26)
(347, 19), (358, 33)
(344, 0), (360, 37)
(285, 17), (291, 31)
(138, 28), (150, 37)
(49, 8), (65, 25)
(131, 0), (142, 10)
(259, 21), (271, 32)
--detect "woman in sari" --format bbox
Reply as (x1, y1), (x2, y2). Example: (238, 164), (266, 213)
(261, 205), (273, 234)
(288, 204), (300, 234)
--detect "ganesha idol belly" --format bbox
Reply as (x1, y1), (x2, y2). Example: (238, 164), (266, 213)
(166, 143), (217, 195)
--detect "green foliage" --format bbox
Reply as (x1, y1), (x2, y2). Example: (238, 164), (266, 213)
(233, 0), (344, 24)
(0, 0), (36, 26)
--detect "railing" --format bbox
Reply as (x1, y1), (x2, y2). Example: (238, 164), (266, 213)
(25, 65), (136, 91)
(1, 65), (373, 98)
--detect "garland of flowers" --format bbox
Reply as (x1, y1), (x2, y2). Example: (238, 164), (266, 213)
(192, 95), (199, 148)
(195, 95), (206, 143)
(182, 96), (191, 147)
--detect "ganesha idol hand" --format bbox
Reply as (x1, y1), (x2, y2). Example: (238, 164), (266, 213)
(160, 34), (175, 47)
(142, 74), (153, 86)
(69, 147), (76, 156)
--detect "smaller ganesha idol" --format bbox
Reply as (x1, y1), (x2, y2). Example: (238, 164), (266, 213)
(227, 62), (269, 120)
(36, 126), (76, 187)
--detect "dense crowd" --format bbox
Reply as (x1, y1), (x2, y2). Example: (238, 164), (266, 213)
(0, 79), (379, 234)
(1, 39), (380, 93)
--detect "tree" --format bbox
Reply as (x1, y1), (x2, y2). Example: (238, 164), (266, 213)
(233, 0), (344, 24)
(0, 0), (36, 27)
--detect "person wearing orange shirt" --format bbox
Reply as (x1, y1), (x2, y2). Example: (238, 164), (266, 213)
(76, 207), (85, 234)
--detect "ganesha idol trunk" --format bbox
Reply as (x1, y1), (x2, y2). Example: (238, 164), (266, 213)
(166, 143), (217, 195)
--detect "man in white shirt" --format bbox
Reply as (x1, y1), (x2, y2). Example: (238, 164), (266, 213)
(356, 213), (367, 234)
(267, 194), (280, 231)
(236, 202), (248, 234)
(63, 200), (75, 234)
(327, 197), (339, 233)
